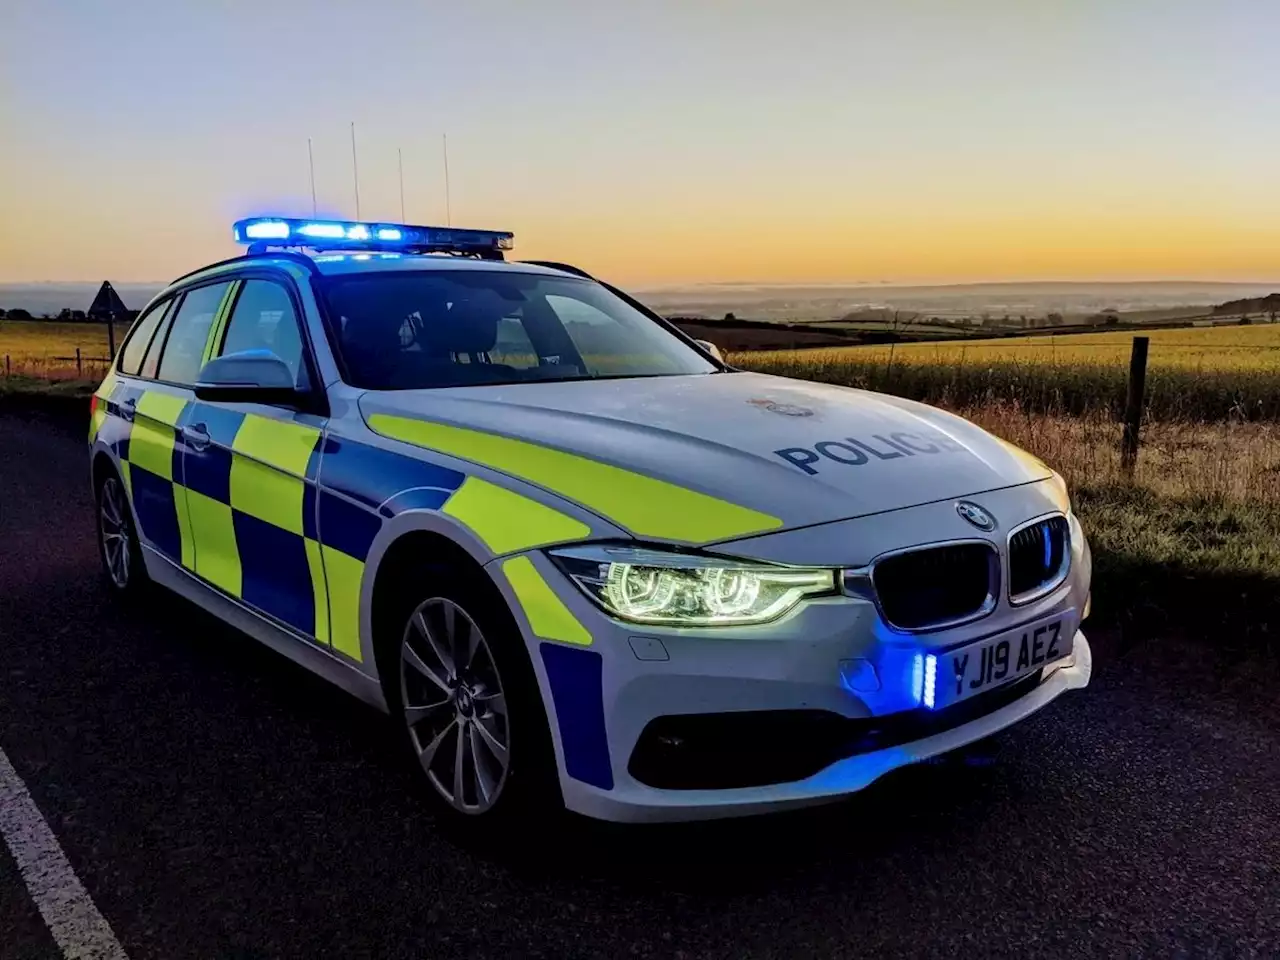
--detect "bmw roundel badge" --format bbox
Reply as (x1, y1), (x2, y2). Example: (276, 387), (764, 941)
(956, 501), (997, 532)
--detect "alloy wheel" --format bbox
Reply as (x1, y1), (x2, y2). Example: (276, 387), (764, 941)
(99, 477), (131, 589)
(399, 598), (510, 814)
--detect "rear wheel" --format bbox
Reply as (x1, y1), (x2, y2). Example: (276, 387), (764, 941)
(95, 470), (146, 595)
(378, 565), (560, 836)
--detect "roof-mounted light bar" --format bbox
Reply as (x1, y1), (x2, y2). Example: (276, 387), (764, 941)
(232, 217), (514, 257)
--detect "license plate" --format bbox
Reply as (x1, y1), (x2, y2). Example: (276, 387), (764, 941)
(929, 614), (1073, 710)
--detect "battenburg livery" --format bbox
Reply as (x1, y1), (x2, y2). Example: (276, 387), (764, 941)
(88, 217), (1093, 824)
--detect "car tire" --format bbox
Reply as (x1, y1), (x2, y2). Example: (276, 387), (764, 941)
(95, 467), (148, 597)
(377, 563), (562, 843)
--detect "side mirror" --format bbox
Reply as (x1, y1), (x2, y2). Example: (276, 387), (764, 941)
(194, 349), (304, 406)
(694, 339), (724, 363)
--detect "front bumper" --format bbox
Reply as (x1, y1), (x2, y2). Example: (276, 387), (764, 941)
(571, 631), (1090, 823)
(495, 482), (1094, 824)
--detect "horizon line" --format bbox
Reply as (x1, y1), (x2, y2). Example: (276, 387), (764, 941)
(5, 276), (1280, 290)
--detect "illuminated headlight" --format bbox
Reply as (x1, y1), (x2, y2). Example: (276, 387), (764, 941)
(547, 546), (836, 627)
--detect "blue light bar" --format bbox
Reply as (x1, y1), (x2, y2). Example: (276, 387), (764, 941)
(232, 216), (514, 255)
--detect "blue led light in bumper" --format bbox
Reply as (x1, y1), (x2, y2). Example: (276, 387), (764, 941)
(912, 652), (940, 709)
(924, 654), (938, 709)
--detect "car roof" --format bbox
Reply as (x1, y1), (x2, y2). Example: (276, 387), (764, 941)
(168, 251), (581, 291)
(307, 253), (576, 278)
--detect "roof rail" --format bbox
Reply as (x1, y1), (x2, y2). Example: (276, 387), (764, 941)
(168, 249), (321, 286)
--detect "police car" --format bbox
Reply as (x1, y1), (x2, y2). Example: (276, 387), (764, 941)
(88, 217), (1092, 825)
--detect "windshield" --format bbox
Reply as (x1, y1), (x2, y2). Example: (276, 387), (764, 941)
(321, 270), (717, 389)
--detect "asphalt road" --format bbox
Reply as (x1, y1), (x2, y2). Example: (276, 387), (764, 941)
(1, 410), (1278, 960)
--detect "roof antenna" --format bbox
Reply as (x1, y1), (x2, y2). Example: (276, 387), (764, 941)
(398, 147), (406, 221)
(350, 121), (361, 219)
(307, 137), (317, 217)
(442, 133), (452, 226)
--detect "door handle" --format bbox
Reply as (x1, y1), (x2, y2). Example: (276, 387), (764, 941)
(119, 397), (137, 423)
(183, 423), (211, 452)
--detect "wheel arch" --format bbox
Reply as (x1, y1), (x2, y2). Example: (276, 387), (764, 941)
(360, 511), (503, 685)
(91, 447), (117, 487)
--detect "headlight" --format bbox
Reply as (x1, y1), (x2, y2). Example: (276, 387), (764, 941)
(547, 545), (836, 626)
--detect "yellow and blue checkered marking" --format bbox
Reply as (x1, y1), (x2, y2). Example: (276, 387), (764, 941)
(97, 384), (611, 670)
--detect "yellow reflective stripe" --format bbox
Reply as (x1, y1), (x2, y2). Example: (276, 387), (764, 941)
(501, 556), (592, 646)
(89, 373), (118, 442)
(368, 415), (782, 544)
(185, 489), (241, 595)
(228, 457), (305, 534)
(442, 477), (590, 555)
(323, 546), (363, 660)
(119, 460), (132, 498)
(128, 393), (185, 480)
(202, 280), (241, 365)
(232, 415), (319, 478)
(176, 486), (195, 570)
(304, 538), (330, 645)
(134, 390), (186, 427)
(89, 407), (107, 443)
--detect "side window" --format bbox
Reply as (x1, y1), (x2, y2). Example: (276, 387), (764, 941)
(217, 279), (309, 387)
(140, 301), (178, 380)
(117, 299), (170, 376)
(156, 282), (232, 385)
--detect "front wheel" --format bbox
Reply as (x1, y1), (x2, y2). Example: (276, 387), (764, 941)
(380, 570), (560, 835)
(400, 597), (512, 814)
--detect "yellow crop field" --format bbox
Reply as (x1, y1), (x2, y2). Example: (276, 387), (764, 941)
(752, 323), (1280, 372)
(3, 317), (1279, 419)
(0, 320), (118, 379)
(733, 322), (1280, 421)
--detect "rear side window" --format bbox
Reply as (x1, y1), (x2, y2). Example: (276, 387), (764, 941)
(156, 282), (232, 385)
(141, 307), (175, 380)
(117, 299), (170, 376)
(218, 279), (309, 388)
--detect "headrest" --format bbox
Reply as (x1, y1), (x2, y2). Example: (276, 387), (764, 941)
(420, 291), (505, 355)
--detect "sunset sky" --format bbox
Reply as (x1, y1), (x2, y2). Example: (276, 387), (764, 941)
(2, 0), (1277, 287)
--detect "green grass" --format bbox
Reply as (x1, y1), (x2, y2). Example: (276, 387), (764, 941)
(1078, 486), (1280, 648)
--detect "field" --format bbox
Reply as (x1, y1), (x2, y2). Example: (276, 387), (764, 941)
(0, 320), (117, 380)
(732, 323), (1280, 421)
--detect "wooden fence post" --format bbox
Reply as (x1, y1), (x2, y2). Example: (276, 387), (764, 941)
(4, 355), (9, 377)
(106, 319), (116, 360)
(1121, 336), (1149, 473)
(75, 347), (82, 376)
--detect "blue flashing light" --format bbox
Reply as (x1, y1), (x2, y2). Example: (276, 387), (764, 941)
(243, 219), (290, 240)
(923, 653), (938, 709)
(232, 216), (514, 255)
(298, 222), (346, 239)
(1042, 521), (1053, 570)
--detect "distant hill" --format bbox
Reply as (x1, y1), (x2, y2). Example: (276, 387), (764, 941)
(1212, 292), (1280, 316)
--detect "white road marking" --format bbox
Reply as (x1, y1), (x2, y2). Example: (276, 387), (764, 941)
(0, 747), (130, 960)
